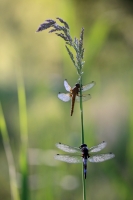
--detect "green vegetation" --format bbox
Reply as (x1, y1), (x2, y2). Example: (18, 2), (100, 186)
(0, 0), (133, 200)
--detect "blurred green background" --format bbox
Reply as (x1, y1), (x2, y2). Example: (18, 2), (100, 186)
(0, 0), (133, 199)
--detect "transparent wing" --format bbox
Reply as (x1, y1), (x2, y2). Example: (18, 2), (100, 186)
(64, 79), (71, 92)
(56, 143), (81, 153)
(76, 94), (91, 102)
(58, 93), (70, 102)
(88, 153), (115, 163)
(54, 154), (82, 163)
(89, 141), (107, 153)
(82, 81), (96, 92)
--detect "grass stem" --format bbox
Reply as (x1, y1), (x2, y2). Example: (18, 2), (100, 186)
(79, 76), (84, 144)
(79, 76), (86, 200)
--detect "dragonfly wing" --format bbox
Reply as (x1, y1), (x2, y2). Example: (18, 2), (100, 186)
(56, 143), (81, 153)
(76, 94), (91, 102)
(64, 79), (71, 92)
(58, 93), (70, 102)
(88, 153), (115, 163)
(89, 141), (107, 153)
(82, 81), (96, 92)
(54, 154), (82, 163)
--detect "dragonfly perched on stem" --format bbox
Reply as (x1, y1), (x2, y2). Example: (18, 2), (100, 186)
(54, 141), (115, 179)
(58, 79), (95, 116)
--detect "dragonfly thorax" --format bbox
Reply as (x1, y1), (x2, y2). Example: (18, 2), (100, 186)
(82, 147), (89, 159)
(80, 144), (89, 158)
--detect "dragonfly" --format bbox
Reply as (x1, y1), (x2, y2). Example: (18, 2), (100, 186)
(54, 141), (115, 179)
(58, 79), (95, 116)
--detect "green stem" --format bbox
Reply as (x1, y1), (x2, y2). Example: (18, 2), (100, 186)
(82, 170), (86, 200)
(79, 75), (84, 144)
(79, 75), (86, 200)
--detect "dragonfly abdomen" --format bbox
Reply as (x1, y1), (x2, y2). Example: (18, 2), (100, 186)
(70, 86), (79, 116)
(83, 158), (88, 179)
(71, 95), (76, 116)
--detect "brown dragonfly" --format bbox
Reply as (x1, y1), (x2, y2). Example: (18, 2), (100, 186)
(58, 79), (95, 116)
(55, 141), (115, 179)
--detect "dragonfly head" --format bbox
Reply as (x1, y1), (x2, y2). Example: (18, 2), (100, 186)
(75, 83), (80, 89)
(79, 144), (88, 149)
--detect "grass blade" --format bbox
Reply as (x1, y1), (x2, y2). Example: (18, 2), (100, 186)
(0, 103), (20, 200)
(17, 70), (29, 200)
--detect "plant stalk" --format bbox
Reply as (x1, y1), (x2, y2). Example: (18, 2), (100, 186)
(79, 75), (84, 144)
(79, 75), (86, 200)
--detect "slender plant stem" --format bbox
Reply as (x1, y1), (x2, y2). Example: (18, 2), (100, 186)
(82, 171), (86, 200)
(79, 75), (86, 200)
(79, 75), (84, 144)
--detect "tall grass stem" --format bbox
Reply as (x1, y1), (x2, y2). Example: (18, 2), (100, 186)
(79, 76), (84, 144)
(79, 76), (86, 200)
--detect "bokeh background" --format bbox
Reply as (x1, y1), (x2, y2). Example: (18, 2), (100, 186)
(0, 0), (133, 200)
